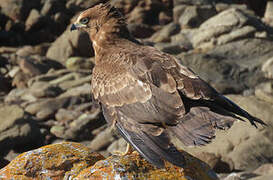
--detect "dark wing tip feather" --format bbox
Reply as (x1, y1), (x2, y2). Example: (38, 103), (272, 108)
(115, 122), (185, 168)
(217, 95), (267, 128)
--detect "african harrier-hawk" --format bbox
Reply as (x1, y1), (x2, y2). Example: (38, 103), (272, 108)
(71, 3), (266, 168)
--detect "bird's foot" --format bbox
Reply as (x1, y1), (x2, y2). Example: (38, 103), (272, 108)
(112, 143), (135, 156)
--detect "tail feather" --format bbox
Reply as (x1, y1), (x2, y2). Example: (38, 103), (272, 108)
(169, 106), (235, 146)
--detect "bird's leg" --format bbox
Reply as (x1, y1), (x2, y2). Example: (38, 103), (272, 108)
(112, 143), (135, 156)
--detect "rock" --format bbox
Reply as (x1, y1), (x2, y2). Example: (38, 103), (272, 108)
(193, 152), (234, 173)
(107, 138), (127, 155)
(0, 142), (104, 179)
(40, 0), (66, 16)
(25, 9), (41, 31)
(150, 22), (180, 43)
(0, 104), (42, 155)
(191, 8), (259, 48)
(66, 56), (94, 70)
(254, 163), (273, 176)
(18, 58), (43, 76)
(178, 5), (216, 28)
(51, 106), (102, 140)
(59, 83), (91, 98)
(154, 42), (190, 54)
(76, 149), (218, 180)
(127, 23), (155, 39)
(28, 81), (63, 98)
(262, 57), (273, 79)
(0, 0), (40, 21)
(264, 1), (273, 25)
(177, 95), (273, 170)
(173, 5), (187, 23)
(25, 96), (76, 120)
(127, 5), (147, 24)
(4, 88), (36, 103)
(0, 142), (219, 179)
(89, 128), (116, 151)
(174, 0), (212, 6)
(46, 26), (94, 65)
(177, 38), (273, 94)
(255, 82), (273, 104)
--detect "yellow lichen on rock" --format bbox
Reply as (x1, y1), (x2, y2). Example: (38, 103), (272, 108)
(0, 142), (104, 180)
(76, 151), (218, 180)
(0, 142), (218, 180)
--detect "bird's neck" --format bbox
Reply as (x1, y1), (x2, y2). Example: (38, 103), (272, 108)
(90, 18), (134, 57)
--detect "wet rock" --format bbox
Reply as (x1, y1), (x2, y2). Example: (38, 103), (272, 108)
(179, 95), (273, 170)
(178, 38), (273, 94)
(46, 26), (94, 65)
(76, 149), (218, 180)
(0, 104), (42, 155)
(0, 142), (104, 179)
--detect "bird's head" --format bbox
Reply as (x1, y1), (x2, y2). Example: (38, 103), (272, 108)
(71, 3), (126, 35)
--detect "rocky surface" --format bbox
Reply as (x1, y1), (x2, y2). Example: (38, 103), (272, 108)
(0, 0), (273, 178)
(0, 142), (218, 180)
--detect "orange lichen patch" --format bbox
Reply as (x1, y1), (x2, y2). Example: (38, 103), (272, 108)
(76, 150), (219, 180)
(0, 142), (104, 180)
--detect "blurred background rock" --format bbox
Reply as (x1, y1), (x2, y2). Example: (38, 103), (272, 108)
(0, 0), (273, 179)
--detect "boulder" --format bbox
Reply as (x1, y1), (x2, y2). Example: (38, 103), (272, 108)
(0, 142), (219, 179)
(46, 26), (93, 65)
(0, 142), (104, 179)
(177, 38), (273, 94)
(191, 8), (263, 48)
(77, 149), (218, 180)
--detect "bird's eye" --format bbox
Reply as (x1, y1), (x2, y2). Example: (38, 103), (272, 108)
(80, 17), (89, 24)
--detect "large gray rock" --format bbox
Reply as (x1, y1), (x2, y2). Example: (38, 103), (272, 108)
(46, 26), (93, 65)
(177, 38), (273, 93)
(177, 95), (273, 170)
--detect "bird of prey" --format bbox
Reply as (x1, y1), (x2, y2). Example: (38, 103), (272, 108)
(71, 3), (266, 168)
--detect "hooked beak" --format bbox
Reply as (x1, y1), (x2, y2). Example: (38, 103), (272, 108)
(70, 23), (87, 31)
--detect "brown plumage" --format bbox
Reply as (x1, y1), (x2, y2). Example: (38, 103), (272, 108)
(71, 3), (267, 168)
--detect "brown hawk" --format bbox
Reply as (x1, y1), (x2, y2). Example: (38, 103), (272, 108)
(71, 3), (266, 168)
